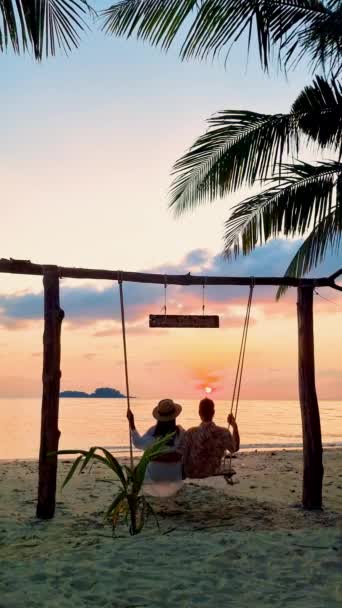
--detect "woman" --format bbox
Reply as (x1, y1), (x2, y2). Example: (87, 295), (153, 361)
(127, 398), (185, 497)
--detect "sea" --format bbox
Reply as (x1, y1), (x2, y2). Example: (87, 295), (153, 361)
(0, 398), (341, 460)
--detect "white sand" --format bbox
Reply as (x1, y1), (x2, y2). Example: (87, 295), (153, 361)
(1, 450), (341, 608)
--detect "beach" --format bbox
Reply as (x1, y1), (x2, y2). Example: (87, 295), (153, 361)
(1, 449), (341, 608)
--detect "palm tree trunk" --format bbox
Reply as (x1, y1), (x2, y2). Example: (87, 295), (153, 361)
(297, 286), (324, 509)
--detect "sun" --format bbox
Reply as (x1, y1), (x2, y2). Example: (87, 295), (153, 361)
(204, 386), (213, 394)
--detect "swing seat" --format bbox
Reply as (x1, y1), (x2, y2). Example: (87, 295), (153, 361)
(212, 467), (236, 479)
(217, 468), (237, 485)
(186, 468), (237, 483)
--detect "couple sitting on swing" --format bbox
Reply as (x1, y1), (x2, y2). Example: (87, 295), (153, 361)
(127, 397), (240, 497)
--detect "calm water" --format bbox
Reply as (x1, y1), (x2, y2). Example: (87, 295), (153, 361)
(0, 398), (341, 459)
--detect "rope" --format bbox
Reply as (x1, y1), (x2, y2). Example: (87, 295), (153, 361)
(118, 275), (134, 468)
(314, 289), (342, 311)
(229, 279), (254, 421)
(164, 275), (167, 315)
(202, 278), (206, 315)
(225, 278), (255, 473)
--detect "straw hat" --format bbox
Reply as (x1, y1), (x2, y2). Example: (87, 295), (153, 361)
(153, 398), (182, 421)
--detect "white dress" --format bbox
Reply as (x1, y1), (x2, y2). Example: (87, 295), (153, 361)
(131, 425), (185, 497)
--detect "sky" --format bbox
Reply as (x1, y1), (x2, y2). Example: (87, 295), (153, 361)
(1, 6), (341, 400)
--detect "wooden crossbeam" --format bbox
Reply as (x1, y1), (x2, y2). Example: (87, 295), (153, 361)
(0, 258), (341, 290)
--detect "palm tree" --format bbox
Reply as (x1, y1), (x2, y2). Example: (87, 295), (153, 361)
(0, 0), (92, 60)
(102, 1), (342, 279)
(170, 76), (342, 283)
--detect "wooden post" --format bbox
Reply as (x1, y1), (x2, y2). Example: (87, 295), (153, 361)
(297, 286), (323, 509)
(36, 269), (64, 519)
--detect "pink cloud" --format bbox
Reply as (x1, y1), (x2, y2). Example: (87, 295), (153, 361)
(93, 324), (168, 337)
(0, 318), (36, 331)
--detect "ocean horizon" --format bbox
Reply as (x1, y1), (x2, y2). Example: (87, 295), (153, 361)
(1, 398), (341, 459)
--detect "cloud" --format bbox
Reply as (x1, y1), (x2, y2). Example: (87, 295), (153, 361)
(92, 327), (117, 337)
(182, 248), (213, 271)
(0, 317), (35, 331)
(84, 353), (96, 360)
(0, 240), (340, 330)
(92, 324), (168, 337)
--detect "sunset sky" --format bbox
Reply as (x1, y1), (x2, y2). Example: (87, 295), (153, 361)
(1, 8), (341, 400)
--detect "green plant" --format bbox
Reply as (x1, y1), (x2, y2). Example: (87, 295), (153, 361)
(57, 434), (174, 536)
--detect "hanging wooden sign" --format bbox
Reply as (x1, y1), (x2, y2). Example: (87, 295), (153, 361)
(149, 314), (219, 328)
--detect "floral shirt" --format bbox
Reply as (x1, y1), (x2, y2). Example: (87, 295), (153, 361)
(180, 422), (235, 479)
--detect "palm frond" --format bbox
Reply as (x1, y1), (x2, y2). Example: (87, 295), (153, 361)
(224, 160), (342, 258)
(276, 204), (342, 297)
(283, 1), (342, 75)
(0, 0), (90, 60)
(170, 77), (342, 215)
(293, 76), (342, 154)
(170, 110), (299, 215)
(101, 1), (335, 73)
(102, 0), (198, 50)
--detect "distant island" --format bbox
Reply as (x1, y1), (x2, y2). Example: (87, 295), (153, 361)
(60, 387), (126, 399)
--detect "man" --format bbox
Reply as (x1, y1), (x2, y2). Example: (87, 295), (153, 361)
(181, 397), (240, 478)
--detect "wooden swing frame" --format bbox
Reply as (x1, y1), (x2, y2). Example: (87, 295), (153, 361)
(0, 258), (341, 518)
